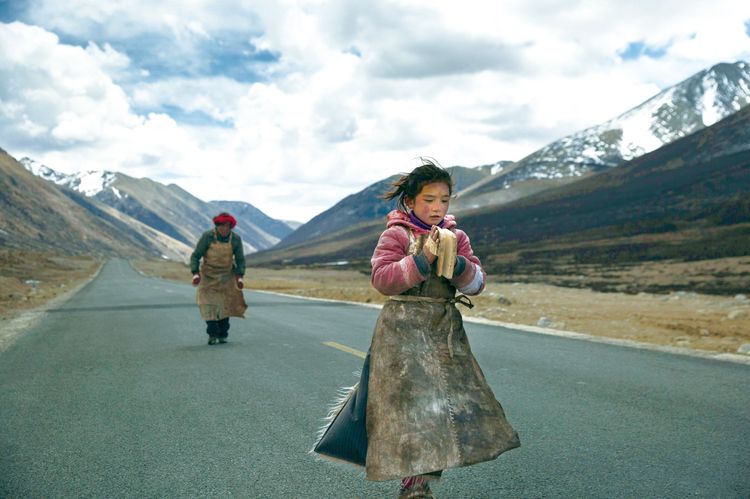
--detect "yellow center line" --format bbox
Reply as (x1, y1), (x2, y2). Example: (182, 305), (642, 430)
(323, 341), (366, 359)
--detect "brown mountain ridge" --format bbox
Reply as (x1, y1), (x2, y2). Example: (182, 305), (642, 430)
(247, 105), (750, 295)
(0, 149), (191, 259)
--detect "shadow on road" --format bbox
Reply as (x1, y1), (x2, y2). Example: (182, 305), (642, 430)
(249, 300), (358, 308)
(49, 300), (357, 314)
(50, 303), (196, 313)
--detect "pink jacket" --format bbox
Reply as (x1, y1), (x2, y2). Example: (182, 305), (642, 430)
(371, 210), (486, 296)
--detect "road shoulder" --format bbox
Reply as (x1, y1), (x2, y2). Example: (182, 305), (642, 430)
(0, 262), (104, 353)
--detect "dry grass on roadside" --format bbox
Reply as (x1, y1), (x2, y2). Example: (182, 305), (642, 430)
(132, 258), (750, 354)
(0, 249), (101, 321)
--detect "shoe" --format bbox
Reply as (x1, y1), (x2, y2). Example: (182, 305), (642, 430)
(218, 338), (227, 344)
(208, 337), (217, 345)
(398, 482), (434, 499)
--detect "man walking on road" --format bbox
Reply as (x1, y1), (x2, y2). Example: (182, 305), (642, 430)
(190, 212), (247, 345)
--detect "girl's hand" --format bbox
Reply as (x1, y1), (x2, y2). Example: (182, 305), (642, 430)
(422, 226), (439, 264)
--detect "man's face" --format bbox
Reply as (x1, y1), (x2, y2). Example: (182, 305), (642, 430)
(216, 223), (232, 237)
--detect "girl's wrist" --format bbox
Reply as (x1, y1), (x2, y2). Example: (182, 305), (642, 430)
(413, 253), (431, 276)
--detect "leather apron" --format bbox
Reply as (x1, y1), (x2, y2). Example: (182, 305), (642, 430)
(196, 232), (247, 320)
(364, 230), (520, 481)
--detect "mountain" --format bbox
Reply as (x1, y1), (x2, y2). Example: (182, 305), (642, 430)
(275, 164), (502, 248)
(21, 159), (294, 254)
(211, 200), (294, 247)
(454, 61), (750, 210)
(0, 149), (192, 259)
(461, 103), (750, 263)
(247, 103), (750, 294)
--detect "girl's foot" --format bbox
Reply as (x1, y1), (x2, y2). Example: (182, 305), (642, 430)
(398, 476), (435, 499)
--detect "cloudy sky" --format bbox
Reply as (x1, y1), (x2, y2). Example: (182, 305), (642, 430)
(1, 1), (749, 222)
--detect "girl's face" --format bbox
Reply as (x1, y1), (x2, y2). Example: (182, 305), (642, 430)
(406, 181), (451, 226)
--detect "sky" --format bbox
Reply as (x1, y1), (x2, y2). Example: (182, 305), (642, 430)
(1, 1), (749, 223)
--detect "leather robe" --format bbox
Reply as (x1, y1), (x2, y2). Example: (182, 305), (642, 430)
(313, 213), (519, 481)
(364, 231), (520, 480)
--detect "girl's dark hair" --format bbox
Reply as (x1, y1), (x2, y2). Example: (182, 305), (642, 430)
(382, 157), (453, 211)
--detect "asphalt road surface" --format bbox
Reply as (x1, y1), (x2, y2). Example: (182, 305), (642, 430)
(1, 259), (749, 498)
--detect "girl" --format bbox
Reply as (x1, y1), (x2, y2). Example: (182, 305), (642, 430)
(314, 159), (519, 498)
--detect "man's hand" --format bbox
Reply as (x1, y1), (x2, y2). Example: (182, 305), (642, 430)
(236, 276), (244, 289)
(191, 274), (201, 286)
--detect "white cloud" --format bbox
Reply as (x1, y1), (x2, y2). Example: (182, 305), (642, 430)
(0, 22), (138, 146)
(130, 77), (248, 122)
(2, 1), (750, 223)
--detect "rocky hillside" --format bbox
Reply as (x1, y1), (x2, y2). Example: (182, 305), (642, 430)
(0, 149), (191, 259)
(247, 104), (750, 294)
(454, 61), (750, 210)
(21, 159), (294, 254)
(458, 103), (750, 293)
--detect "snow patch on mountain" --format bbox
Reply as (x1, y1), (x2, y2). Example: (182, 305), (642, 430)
(513, 61), (750, 181)
(21, 158), (118, 197)
(73, 171), (118, 197)
(490, 161), (506, 175)
(20, 157), (69, 184)
(701, 76), (720, 126)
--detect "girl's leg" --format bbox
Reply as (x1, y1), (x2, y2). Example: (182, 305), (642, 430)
(398, 473), (439, 498)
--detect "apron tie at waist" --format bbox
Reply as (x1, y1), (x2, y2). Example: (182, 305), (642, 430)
(389, 295), (474, 358)
(389, 294), (474, 308)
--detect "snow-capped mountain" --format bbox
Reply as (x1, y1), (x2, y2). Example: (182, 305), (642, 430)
(248, 100), (750, 287)
(458, 61), (750, 208)
(20, 158), (296, 254)
(21, 158), (124, 199)
(2, 150), (192, 259)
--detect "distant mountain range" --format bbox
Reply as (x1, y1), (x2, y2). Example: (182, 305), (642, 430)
(3, 60), (748, 279)
(271, 61), (750, 246)
(247, 87), (750, 294)
(0, 149), (193, 258)
(459, 102), (750, 291)
(5, 157), (296, 258)
(454, 61), (750, 210)
(276, 163), (500, 248)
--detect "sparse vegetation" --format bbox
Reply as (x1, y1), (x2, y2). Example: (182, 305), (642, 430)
(0, 249), (101, 321)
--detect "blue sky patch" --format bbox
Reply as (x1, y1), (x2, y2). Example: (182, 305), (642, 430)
(203, 38), (280, 82)
(619, 40), (669, 61)
(0, 0), (30, 21)
(745, 20), (750, 38)
(98, 32), (278, 84)
(137, 104), (235, 128)
(4, 8), (277, 85)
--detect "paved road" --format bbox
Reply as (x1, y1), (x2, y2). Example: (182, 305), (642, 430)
(1, 259), (749, 498)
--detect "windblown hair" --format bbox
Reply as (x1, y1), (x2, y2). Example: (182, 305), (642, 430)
(382, 158), (453, 211)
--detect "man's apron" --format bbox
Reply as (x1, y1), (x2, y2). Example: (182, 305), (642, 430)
(196, 233), (247, 320)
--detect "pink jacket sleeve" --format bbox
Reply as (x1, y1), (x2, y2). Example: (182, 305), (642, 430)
(371, 226), (427, 296)
(450, 229), (486, 295)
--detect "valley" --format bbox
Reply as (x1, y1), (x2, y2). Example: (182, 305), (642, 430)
(132, 257), (750, 355)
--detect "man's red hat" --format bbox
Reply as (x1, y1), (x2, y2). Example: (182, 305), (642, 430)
(213, 212), (237, 228)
